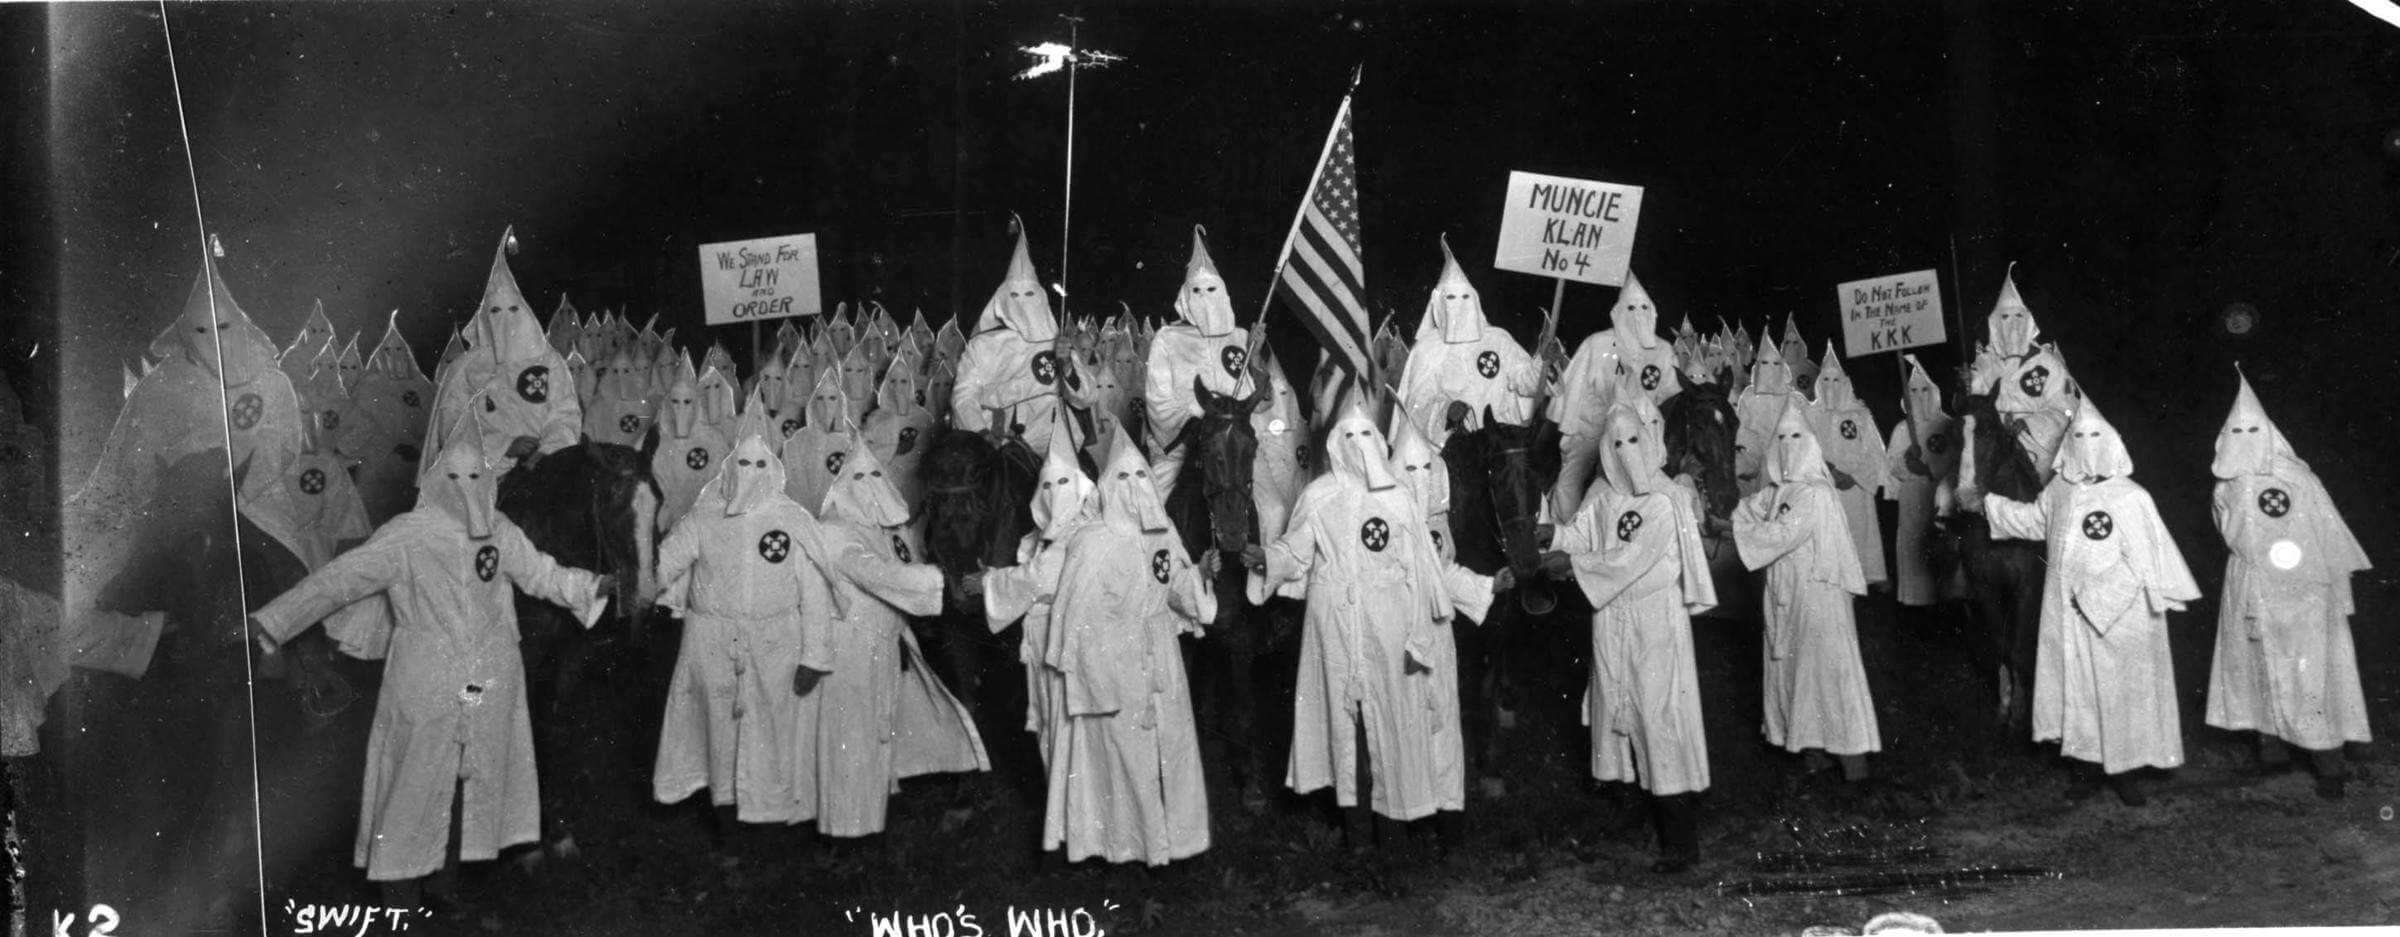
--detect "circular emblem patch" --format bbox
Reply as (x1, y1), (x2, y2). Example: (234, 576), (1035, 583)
(1640, 364), (1662, 390)
(322, 409), (341, 431)
(780, 418), (802, 439)
(474, 545), (499, 582)
(229, 393), (264, 431)
(685, 448), (710, 472)
(1839, 419), (1859, 441)
(1475, 350), (1501, 379)
(891, 534), (913, 562)
(2257, 488), (2291, 518)
(1150, 549), (1172, 583)
(401, 390), (420, 408)
(825, 450), (847, 475)
(298, 467), (326, 495)
(1360, 516), (1391, 552)
(516, 366), (551, 403)
(1221, 345), (1249, 378)
(1030, 350), (1058, 386)
(896, 426), (920, 457)
(1925, 433), (1949, 455)
(619, 414), (642, 435)
(1777, 501), (1792, 517)
(758, 530), (791, 563)
(2018, 365), (2050, 399)
(1616, 510), (1644, 542)
(2081, 510), (2114, 541)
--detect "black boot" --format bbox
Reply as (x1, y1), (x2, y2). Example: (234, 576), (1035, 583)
(2310, 748), (2350, 801)
(1342, 805), (1375, 854)
(2249, 734), (2295, 778)
(1650, 793), (1699, 874)
(2109, 770), (2148, 807)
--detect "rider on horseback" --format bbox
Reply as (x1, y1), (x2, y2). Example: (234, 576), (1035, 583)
(1395, 235), (1542, 452)
(1551, 273), (1680, 517)
(424, 228), (582, 477)
(952, 221), (1066, 451)
(1144, 227), (1253, 500)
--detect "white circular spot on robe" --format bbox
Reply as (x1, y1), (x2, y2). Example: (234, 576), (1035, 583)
(1267, 419), (1287, 435)
(2268, 539), (2303, 571)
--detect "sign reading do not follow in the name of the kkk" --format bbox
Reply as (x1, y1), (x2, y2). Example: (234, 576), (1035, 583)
(698, 233), (823, 325)
(1493, 170), (1645, 287)
(1837, 268), (1946, 356)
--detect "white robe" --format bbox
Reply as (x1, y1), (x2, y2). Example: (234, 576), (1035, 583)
(780, 426), (857, 514)
(1046, 516), (1214, 864)
(1141, 323), (1252, 497)
(1808, 401), (1892, 585)
(66, 360), (309, 677)
(1735, 481), (1880, 756)
(1550, 330), (1682, 512)
(651, 499), (838, 822)
(951, 327), (1061, 451)
(333, 374), (432, 524)
(1556, 483), (1718, 795)
(582, 392), (653, 450)
(1985, 478), (2198, 772)
(1396, 327), (1540, 448)
(1266, 475), (1489, 820)
(808, 519), (989, 837)
(651, 425), (732, 535)
(980, 517), (1094, 781)
(1883, 415), (1960, 607)
(2204, 471), (2371, 750)
(1980, 344), (2076, 482)
(252, 513), (605, 880)
(862, 404), (936, 509)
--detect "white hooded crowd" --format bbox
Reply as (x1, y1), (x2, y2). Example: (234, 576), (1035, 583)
(28, 218), (2369, 902)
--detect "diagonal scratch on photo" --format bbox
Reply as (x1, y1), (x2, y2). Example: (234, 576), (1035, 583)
(6, 0), (2400, 934)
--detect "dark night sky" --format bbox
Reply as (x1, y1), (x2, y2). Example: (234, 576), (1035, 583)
(10, 0), (2400, 556)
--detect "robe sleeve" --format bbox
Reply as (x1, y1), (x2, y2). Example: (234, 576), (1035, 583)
(1733, 485), (1816, 572)
(2120, 488), (2200, 614)
(1881, 422), (1916, 501)
(1670, 485), (1720, 613)
(539, 374), (584, 455)
(792, 547), (838, 674)
(654, 513), (702, 617)
(1049, 530), (1132, 716)
(1141, 336), (1200, 449)
(826, 527), (945, 617)
(948, 338), (1002, 433)
(1564, 494), (1672, 612)
(251, 523), (411, 643)
(981, 536), (1050, 634)
(496, 521), (608, 628)
(1264, 481), (1334, 588)
(1981, 488), (2050, 543)
(1161, 533), (1217, 634)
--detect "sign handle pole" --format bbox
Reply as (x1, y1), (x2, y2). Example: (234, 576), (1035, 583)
(751, 321), (763, 373)
(1947, 232), (1970, 363)
(1549, 277), (1567, 324)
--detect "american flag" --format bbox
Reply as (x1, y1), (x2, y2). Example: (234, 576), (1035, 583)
(1272, 91), (1372, 379)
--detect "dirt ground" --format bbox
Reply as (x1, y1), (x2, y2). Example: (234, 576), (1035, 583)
(166, 561), (2399, 937)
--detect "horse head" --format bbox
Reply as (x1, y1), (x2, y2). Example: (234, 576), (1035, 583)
(1172, 375), (1262, 555)
(1959, 391), (2043, 501)
(1441, 405), (1560, 614)
(497, 442), (659, 640)
(1662, 380), (1740, 526)
(920, 427), (1001, 578)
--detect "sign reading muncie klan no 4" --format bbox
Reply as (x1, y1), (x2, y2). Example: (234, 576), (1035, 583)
(1493, 171), (1644, 287)
(1837, 269), (1946, 356)
(698, 233), (822, 325)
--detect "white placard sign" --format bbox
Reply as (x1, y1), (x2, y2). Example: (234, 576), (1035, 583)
(1837, 269), (1946, 356)
(698, 233), (822, 325)
(1493, 171), (1644, 287)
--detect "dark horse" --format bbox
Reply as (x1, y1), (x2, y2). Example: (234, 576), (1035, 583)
(63, 448), (316, 934)
(1659, 379), (1750, 620)
(1437, 405), (1561, 796)
(919, 421), (1042, 738)
(1163, 374), (1276, 809)
(1945, 392), (2047, 734)
(498, 441), (660, 860)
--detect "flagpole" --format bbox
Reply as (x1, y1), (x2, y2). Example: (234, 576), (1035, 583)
(1060, 15), (1079, 303)
(1251, 64), (1363, 358)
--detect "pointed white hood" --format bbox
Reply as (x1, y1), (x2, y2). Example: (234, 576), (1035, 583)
(980, 220), (1058, 342)
(1174, 226), (1238, 337)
